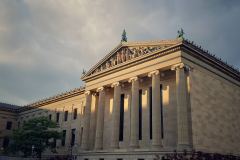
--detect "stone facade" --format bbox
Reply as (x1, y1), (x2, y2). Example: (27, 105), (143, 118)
(0, 38), (239, 159)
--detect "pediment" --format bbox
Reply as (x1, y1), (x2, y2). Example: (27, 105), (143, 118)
(82, 40), (181, 79)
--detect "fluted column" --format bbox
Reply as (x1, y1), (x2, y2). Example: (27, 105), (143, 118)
(94, 87), (105, 150)
(111, 82), (121, 149)
(148, 70), (162, 148)
(171, 63), (191, 149)
(81, 91), (92, 150)
(129, 77), (139, 148)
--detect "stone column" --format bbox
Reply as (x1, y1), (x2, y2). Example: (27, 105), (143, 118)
(148, 70), (162, 148)
(81, 91), (92, 150)
(128, 77), (139, 148)
(171, 63), (191, 149)
(111, 82), (121, 149)
(94, 87), (105, 150)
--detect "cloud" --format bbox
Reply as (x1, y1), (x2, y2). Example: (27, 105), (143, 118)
(0, 0), (239, 105)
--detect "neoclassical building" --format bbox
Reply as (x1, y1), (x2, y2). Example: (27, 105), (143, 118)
(0, 37), (240, 160)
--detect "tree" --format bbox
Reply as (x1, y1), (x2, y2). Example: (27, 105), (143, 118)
(9, 117), (61, 159)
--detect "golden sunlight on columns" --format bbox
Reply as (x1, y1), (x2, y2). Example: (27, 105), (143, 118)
(111, 82), (121, 149)
(81, 91), (92, 150)
(171, 63), (191, 150)
(148, 70), (163, 149)
(94, 87), (105, 150)
(128, 77), (139, 149)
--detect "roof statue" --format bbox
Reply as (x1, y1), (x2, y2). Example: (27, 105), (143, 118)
(121, 29), (127, 42)
(177, 28), (185, 39)
(82, 69), (86, 76)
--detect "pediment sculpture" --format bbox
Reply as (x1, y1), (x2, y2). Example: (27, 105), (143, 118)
(90, 45), (169, 76)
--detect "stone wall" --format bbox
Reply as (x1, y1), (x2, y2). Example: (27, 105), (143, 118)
(190, 67), (240, 154)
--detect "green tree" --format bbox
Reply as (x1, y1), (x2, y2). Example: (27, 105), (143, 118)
(9, 117), (61, 159)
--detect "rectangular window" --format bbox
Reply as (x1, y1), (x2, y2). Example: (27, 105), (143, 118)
(6, 121), (12, 130)
(139, 89), (142, 140)
(160, 84), (164, 139)
(80, 127), (83, 145)
(149, 87), (152, 140)
(119, 94), (124, 141)
(56, 112), (60, 123)
(53, 138), (57, 148)
(62, 130), (66, 146)
(73, 108), (77, 120)
(49, 114), (52, 120)
(2, 137), (9, 148)
(18, 121), (20, 128)
(71, 129), (76, 146)
(99, 158), (104, 160)
(64, 111), (68, 121)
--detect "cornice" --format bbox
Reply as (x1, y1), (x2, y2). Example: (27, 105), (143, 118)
(83, 39), (239, 83)
(18, 87), (85, 112)
(83, 43), (182, 82)
(81, 39), (182, 80)
(182, 40), (240, 81)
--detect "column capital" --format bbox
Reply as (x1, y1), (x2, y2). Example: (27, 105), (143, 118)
(84, 91), (91, 95)
(148, 70), (160, 77)
(128, 76), (138, 83)
(171, 63), (192, 71)
(96, 87), (104, 92)
(111, 82), (120, 88)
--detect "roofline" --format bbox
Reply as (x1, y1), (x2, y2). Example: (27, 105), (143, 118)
(0, 87), (85, 113)
(81, 39), (182, 80)
(81, 39), (239, 83)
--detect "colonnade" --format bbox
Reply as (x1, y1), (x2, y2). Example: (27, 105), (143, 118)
(81, 63), (191, 150)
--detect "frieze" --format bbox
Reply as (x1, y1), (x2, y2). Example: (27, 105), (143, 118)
(91, 45), (169, 75)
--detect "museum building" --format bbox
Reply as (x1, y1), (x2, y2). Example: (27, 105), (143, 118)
(0, 36), (240, 159)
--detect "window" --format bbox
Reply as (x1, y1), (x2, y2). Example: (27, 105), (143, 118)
(119, 94), (124, 141)
(6, 121), (12, 130)
(117, 159), (123, 160)
(80, 127), (83, 145)
(53, 138), (57, 148)
(149, 87), (152, 140)
(71, 129), (76, 146)
(2, 137), (9, 148)
(56, 112), (60, 123)
(139, 89), (142, 140)
(73, 108), (77, 120)
(49, 114), (52, 120)
(99, 159), (104, 160)
(18, 121), (20, 128)
(64, 111), (68, 121)
(62, 130), (66, 146)
(160, 84), (164, 139)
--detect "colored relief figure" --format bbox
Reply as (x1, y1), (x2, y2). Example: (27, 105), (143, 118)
(106, 61), (110, 68)
(125, 48), (130, 61)
(110, 57), (115, 66)
(132, 48), (137, 58)
(121, 50), (126, 62)
(117, 52), (121, 64)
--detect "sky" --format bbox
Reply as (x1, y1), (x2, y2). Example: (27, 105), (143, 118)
(0, 0), (240, 106)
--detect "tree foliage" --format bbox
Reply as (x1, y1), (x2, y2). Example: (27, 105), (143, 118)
(9, 117), (61, 158)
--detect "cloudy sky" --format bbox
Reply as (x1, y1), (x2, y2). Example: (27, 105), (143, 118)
(0, 0), (240, 105)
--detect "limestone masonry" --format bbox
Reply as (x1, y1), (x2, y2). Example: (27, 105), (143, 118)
(0, 38), (239, 160)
